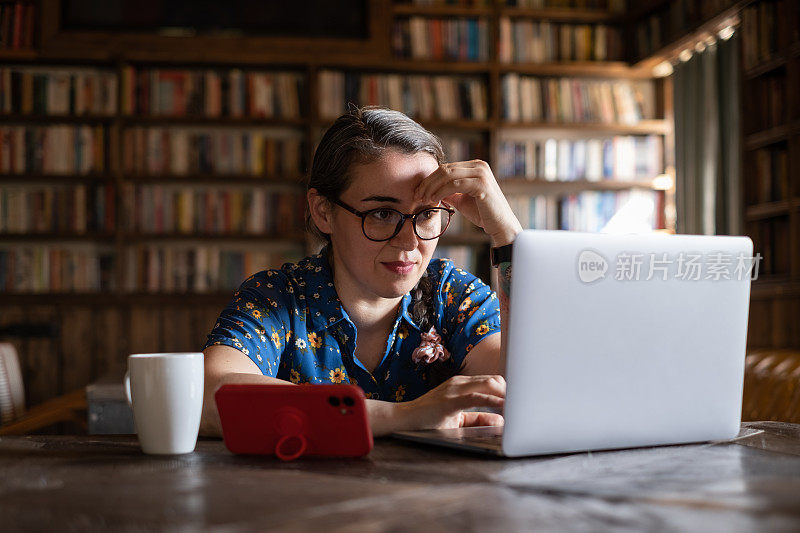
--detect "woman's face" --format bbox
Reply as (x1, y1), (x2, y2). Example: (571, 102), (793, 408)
(327, 149), (441, 303)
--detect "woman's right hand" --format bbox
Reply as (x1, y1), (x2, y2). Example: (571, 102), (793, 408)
(392, 375), (505, 434)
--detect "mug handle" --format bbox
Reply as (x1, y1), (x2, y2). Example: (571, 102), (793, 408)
(124, 370), (132, 406)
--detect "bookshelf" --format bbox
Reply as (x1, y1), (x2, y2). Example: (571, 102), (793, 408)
(2, 0), (678, 411)
(738, 0), (800, 349)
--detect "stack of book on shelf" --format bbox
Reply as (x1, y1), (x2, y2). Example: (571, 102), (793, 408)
(0, 67), (117, 114)
(122, 246), (303, 294)
(0, 125), (106, 174)
(497, 135), (662, 181)
(501, 75), (655, 124)
(120, 67), (305, 118)
(122, 128), (305, 177)
(0, 184), (115, 234)
(0, 1), (35, 51)
(318, 70), (488, 121)
(560, 189), (660, 233)
(122, 185), (306, 236)
(0, 246), (115, 293)
(498, 20), (623, 63)
(392, 17), (490, 61)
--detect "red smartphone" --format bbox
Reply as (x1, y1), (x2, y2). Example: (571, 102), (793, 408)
(214, 383), (373, 460)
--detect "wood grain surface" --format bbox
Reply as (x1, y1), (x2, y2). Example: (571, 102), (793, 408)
(0, 422), (798, 531)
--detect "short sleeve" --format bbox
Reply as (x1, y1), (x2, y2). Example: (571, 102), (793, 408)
(203, 270), (294, 377)
(439, 262), (501, 367)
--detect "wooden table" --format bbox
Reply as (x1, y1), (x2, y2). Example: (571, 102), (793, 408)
(1, 422), (799, 531)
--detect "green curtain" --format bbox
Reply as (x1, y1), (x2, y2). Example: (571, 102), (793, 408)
(673, 32), (741, 235)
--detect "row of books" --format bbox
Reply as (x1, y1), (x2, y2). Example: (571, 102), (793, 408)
(506, 194), (558, 230)
(745, 146), (790, 205)
(560, 190), (660, 233)
(0, 185), (115, 234)
(0, 2), (34, 50)
(498, 20), (623, 63)
(432, 245), (478, 274)
(501, 74), (655, 124)
(438, 132), (487, 163)
(0, 126), (106, 174)
(122, 246), (304, 293)
(497, 135), (663, 180)
(506, 189), (661, 233)
(120, 67), (305, 118)
(503, 0), (624, 10)
(0, 68), (118, 116)
(121, 186), (306, 235)
(392, 17), (490, 62)
(0, 246), (115, 293)
(318, 70), (488, 121)
(743, 75), (786, 134)
(122, 128), (306, 177)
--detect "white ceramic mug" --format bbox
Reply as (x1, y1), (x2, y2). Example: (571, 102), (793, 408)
(124, 352), (204, 455)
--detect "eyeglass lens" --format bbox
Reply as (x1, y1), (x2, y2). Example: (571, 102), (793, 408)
(363, 208), (451, 241)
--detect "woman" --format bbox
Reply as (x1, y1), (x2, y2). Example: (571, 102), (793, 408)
(200, 106), (522, 437)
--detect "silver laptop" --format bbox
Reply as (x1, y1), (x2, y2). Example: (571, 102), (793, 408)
(393, 229), (754, 457)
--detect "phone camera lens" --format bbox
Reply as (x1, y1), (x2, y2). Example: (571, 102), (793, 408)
(328, 396), (340, 406)
(343, 396), (355, 406)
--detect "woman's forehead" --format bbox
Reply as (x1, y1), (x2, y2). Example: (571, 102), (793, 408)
(347, 150), (438, 194)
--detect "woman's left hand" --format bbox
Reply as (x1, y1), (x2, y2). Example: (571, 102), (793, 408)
(414, 160), (522, 246)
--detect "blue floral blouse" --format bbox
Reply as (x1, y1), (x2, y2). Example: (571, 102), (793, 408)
(203, 245), (501, 402)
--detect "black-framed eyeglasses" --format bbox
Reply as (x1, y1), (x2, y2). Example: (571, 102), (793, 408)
(331, 197), (455, 242)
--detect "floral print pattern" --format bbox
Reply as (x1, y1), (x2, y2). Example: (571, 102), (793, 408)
(204, 245), (500, 402)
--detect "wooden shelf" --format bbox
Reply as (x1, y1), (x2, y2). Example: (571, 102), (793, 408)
(499, 7), (619, 23)
(628, 0), (747, 68)
(383, 60), (493, 73)
(499, 177), (660, 195)
(744, 124), (792, 150)
(499, 119), (670, 134)
(0, 233), (116, 242)
(751, 279), (800, 299)
(0, 292), (235, 305)
(0, 49), (38, 60)
(498, 62), (653, 78)
(745, 200), (793, 220)
(392, 4), (493, 17)
(0, 173), (113, 183)
(124, 174), (306, 185)
(121, 233), (307, 244)
(744, 55), (787, 80)
(121, 115), (308, 127)
(314, 117), (494, 131)
(0, 114), (115, 123)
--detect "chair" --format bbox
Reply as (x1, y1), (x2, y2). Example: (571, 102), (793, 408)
(742, 349), (800, 424)
(0, 343), (87, 435)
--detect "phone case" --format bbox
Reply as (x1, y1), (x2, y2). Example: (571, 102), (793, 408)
(214, 383), (373, 460)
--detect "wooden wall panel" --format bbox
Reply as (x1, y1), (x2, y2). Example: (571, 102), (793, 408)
(59, 307), (94, 393)
(93, 308), (125, 380)
(747, 299), (773, 349)
(24, 306), (61, 407)
(128, 306), (163, 354)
